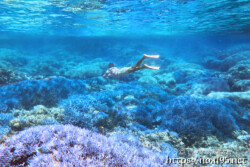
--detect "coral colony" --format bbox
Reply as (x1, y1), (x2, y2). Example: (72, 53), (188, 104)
(0, 125), (177, 166)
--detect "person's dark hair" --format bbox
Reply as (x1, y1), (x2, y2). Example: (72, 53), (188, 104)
(108, 63), (115, 68)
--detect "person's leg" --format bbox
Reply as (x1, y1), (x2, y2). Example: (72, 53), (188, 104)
(143, 64), (160, 70)
(130, 64), (160, 73)
(143, 54), (160, 59)
(134, 56), (146, 67)
(134, 54), (160, 67)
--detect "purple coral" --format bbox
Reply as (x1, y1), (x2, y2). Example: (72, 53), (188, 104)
(0, 125), (176, 167)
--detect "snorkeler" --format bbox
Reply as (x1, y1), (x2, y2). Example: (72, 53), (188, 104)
(103, 54), (160, 78)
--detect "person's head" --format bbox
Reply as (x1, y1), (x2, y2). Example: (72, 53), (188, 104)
(108, 63), (115, 68)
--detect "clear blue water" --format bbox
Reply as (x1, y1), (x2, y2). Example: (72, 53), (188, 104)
(0, 0), (249, 35)
(0, 0), (249, 166)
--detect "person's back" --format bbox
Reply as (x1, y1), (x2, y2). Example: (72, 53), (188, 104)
(103, 66), (130, 78)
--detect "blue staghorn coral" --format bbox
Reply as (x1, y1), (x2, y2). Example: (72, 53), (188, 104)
(59, 82), (174, 130)
(0, 77), (87, 110)
(0, 113), (13, 137)
(160, 96), (247, 138)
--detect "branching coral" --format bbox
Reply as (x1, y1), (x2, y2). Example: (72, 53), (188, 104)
(0, 113), (13, 137)
(60, 94), (126, 130)
(0, 125), (176, 167)
(59, 82), (173, 131)
(160, 96), (247, 140)
(0, 77), (87, 110)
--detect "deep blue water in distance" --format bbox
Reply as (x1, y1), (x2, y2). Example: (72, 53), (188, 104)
(0, 0), (249, 166)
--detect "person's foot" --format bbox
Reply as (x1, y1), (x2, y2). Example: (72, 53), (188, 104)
(143, 54), (160, 59)
(144, 64), (160, 70)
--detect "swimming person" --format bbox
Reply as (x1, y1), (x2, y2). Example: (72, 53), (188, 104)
(103, 54), (160, 78)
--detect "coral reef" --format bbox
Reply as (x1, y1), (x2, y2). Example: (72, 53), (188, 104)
(60, 94), (123, 130)
(108, 130), (180, 156)
(0, 66), (28, 86)
(59, 82), (174, 131)
(0, 113), (13, 137)
(231, 80), (250, 92)
(0, 39), (249, 167)
(107, 127), (250, 165)
(8, 119), (25, 132)
(160, 96), (247, 142)
(155, 72), (176, 92)
(174, 77), (230, 97)
(227, 61), (250, 92)
(168, 62), (208, 84)
(208, 91), (250, 109)
(128, 98), (164, 128)
(64, 59), (109, 79)
(0, 77), (87, 110)
(0, 48), (110, 79)
(58, 80), (249, 146)
(0, 125), (176, 167)
(228, 62), (250, 81)
(112, 82), (173, 102)
(138, 75), (158, 85)
(203, 50), (250, 72)
(10, 105), (64, 133)
(202, 48), (250, 94)
(0, 48), (27, 68)
(137, 130), (184, 152)
(179, 130), (250, 166)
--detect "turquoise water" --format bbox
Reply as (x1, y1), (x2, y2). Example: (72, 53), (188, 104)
(1, 0), (249, 35)
(0, 0), (249, 166)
